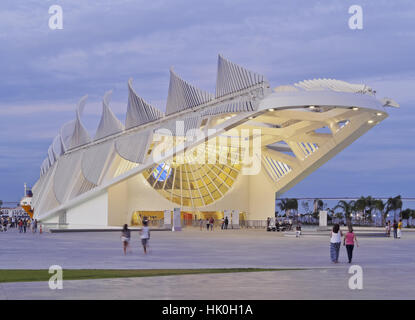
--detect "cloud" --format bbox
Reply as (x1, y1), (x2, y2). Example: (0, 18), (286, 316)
(0, 0), (414, 200)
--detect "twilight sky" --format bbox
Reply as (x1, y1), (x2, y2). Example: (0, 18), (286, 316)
(0, 0), (414, 206)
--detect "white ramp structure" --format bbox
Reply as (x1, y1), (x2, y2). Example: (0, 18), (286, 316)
(32, 55), (398, 227)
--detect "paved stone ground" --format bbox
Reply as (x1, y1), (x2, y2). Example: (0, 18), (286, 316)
(1, 227), (414, 299)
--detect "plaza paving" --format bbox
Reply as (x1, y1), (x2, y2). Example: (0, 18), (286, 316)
(1, 227), (415, 299)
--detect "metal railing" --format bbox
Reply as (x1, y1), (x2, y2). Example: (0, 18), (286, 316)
(185, 219), (269, 229)
(240, 220), (267, 229)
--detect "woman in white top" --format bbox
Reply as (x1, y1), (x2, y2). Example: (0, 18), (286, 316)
(140, 220), (150, 254)
(330, 224), (343, 263)
(121, 224), (131, 255)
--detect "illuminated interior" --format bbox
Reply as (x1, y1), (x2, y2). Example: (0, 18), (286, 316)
(142, 141), (242, 208)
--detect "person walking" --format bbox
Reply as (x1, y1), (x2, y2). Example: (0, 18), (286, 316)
(121, 224), (131, 255)
(199, 218), (203, 231)
(296, 223), (302, 238)
(393, 220), (398, 239)
(2, 218), (7, 232)
(330, 224), (343, 263)
(18, 219), (23, 233)
(33, 219), (38, 233)
(140, 220), (150, 254)
(275, 219), (280, 231)
(397, 219), (403, 239)
(206, 218), (210, 231)
(23, 219), (27, 233)
(209, 217), (214, 231)
(224, 216), (229, 230)
(386, 221), (391, 237)
(344, 226), (358, 263)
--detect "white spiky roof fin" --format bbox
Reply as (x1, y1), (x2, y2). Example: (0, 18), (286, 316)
(60, 120), (75, 152)
(125, 78), (164, 129)
(47, 145), (55, 166)
(68, 95), (92, 149)
(216, 54), (269, 98)
(52, 134), (64, 159)
(58, 95), (90, 152)
(94, 90), (124, 140)
(40, 158), (50, 176)
(166, 68), (214, 115)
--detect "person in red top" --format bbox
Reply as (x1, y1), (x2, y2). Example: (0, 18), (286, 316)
(18, 219), (23, 233)
(209, 217), (214, 231)
(343, 225), (359, 263)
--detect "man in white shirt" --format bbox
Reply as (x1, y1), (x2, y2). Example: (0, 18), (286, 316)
(140, 220), (150, 254)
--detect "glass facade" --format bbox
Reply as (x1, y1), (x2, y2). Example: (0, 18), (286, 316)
(143, 143), (242, 207)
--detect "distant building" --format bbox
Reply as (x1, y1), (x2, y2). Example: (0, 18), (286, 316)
(1, 207), (27, 217)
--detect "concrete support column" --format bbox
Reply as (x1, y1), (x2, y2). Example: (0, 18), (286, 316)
(107, 182), (129, 227)
(247, 168), (275, 220)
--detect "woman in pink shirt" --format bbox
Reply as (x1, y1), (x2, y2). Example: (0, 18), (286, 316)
(343, 226), (358, 263)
